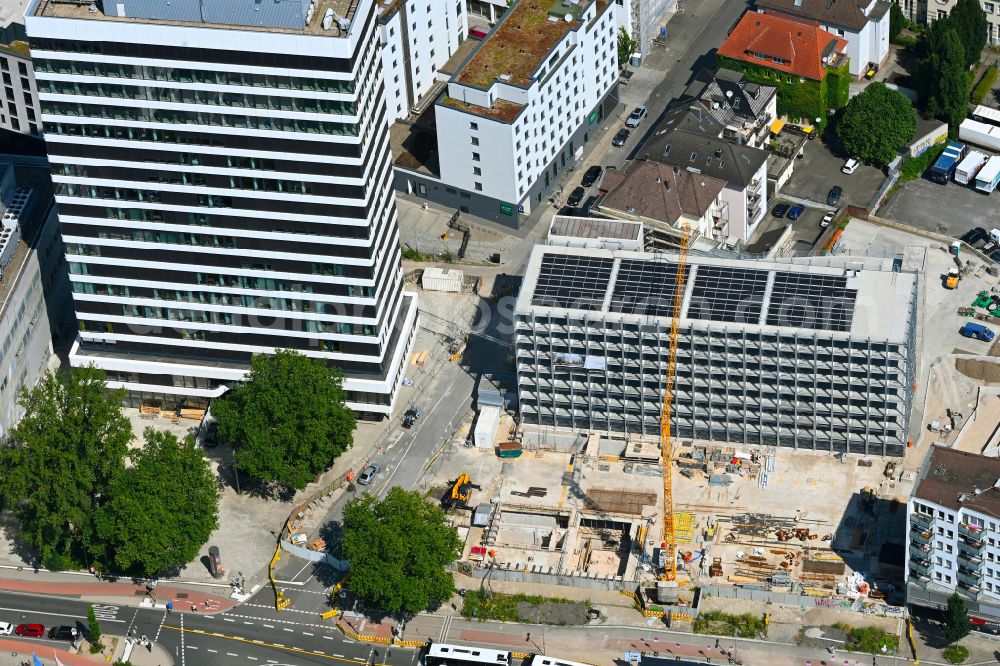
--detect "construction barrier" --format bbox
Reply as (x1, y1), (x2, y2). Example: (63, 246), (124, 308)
(321, 609), (339, 619)
(906, 618), (918, 662)
(335, 621), (393, 645)
(511, 653), (533, 659)
(397, 640), (428, 648)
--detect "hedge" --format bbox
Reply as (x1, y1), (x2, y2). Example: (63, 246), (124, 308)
(825, 61), (851, 110)
(971, 64), (998, 105)
(899, 140), (947, 182)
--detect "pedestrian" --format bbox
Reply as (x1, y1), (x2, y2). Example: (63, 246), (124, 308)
(191, 603), (198, 612)
(203, 601), (210, 608)
(166, 601), (173, 614)
(526, 632), (531, 642)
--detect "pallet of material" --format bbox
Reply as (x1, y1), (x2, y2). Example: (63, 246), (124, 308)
(801, 587), (834, 597)
(802, 559), (846, 575)
(728, 575), (759, 584)
(160, 408), (178, 419)
(179, 408), (207, 420)
(412, 351), (428, 365)
(140, 402), (161, 415)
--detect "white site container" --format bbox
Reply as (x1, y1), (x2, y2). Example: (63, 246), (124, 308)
(421, 267), (463, 292)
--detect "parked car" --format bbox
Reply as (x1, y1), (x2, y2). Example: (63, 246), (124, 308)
(567, 187), (586, 207)
(625, 106), (647, 128)
(357, 464), (381, 485)
(787, 204), (805, 221)
(820, 212), (835, 228)
(771, 203), (790, 218)
(0, 622), (12, 636)
(612, 128), (630, 147)
(962, 227), (988, 244)
(864, 63), (879, 80)
(826, 186), (843, 206)
(961, 322), (996, 342)
(48, 626), (79, 641)
(581, 165), (603, 188)
(15, 624), (44, 638)
(402, 407), (421, 428)
(841, 158), (860, 174)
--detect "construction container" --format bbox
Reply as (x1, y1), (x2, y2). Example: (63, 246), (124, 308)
(474, 405), (501, 448)
(421, 267), (463, 292)
(472, 503), (492, 527)
(498, 441), (523, 458)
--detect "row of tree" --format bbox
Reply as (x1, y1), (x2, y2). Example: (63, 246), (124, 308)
(0, 367), (219, 574)
(916, 0), (988, 130)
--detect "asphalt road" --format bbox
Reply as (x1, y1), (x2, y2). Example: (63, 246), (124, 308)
(0, 590), (422, 666)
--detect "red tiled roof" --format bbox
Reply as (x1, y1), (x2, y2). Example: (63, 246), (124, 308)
(717, 11), (848, 81)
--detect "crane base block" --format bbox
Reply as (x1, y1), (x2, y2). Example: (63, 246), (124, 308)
(656, 581), (680, 604)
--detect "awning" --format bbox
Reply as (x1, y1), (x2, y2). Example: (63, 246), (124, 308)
(770, 119), (785, 134)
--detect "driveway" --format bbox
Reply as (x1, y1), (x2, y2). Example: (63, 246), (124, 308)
(780, 138), (884, 208)
(746, 199), (830, 255)
(880, 175), (1000, 240)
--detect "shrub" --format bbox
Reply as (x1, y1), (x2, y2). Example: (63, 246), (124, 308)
(944, 645), (970, 664)
(971, 64), (998, 104)
(840, 624), (899, 654)
(899, 142), (947, 182)
(401, 245), (423, 261)
(693, 610), (767, 638)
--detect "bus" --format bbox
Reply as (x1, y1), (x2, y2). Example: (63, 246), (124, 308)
(529, 656), (598, 666)
(424, 643), (511, 666)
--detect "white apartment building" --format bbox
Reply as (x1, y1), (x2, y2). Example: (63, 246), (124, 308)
(26, 0), (418, 420)
(924, 0), (1000, 45)
(908, 446), (1000, 619)
(757, 0), (891, 78)
(378, 0), (467, 122)
(394, 0), (618, 227)
(611, 0), (678, 59)
(0, 160), (58, 438)
(0, 0), (41, 137)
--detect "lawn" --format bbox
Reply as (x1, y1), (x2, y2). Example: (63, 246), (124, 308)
(461, 590), (590, 625)
(693, 611), (767, 639)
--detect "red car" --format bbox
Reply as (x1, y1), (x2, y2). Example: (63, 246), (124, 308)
(15, 624), (44, 638)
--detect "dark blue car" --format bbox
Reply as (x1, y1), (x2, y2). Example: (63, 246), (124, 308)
(787, 204), (805, 221)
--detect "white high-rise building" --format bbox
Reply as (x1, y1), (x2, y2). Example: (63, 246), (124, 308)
(25, 0), (418, 420)
(378, 0), (467, 122)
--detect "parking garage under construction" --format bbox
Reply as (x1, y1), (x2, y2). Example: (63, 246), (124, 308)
(514, 246), (919, 456)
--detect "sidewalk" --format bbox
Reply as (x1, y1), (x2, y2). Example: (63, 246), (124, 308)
(0, 640), (105, 666)
(0, 574), (236, 612)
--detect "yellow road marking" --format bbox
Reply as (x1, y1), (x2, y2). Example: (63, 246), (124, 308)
(164, 625), (368, 664)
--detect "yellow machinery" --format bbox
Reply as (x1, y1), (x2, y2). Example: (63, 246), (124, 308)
(443, 473), (479, 510)
(946, 267), (960, 289)
(660, 224), (690, 585)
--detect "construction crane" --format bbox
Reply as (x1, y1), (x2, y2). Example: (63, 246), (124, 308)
(659, 223), (691, 590)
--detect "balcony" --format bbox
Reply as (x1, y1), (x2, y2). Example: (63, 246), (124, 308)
(908, 569), (932, 589)
(909, 557), (931, 576)
(959, 523), (985, 541)
(958, 545), (984, 565)
(909, 540), (931, 556)
(911, 528), (933, 543)
(959, 567), (982, 586)
(911, 512), (936, 532)
(958, 580), (985, 601)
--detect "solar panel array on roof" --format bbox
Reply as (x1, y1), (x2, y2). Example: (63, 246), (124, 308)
(687, 265), (768, 324)
(766, 272), (857, 332)
(531, 254), (613, 310)
(608, 259), (680, 317)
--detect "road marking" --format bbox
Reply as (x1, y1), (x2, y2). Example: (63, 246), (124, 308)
(187, 646), (198, 650)
(244, 621), (254, 625)
(155, 610), (167, 642)
(324, 636), (334, 640)
(316, 650), (325, 654)
(335, 655), (345, 658)
(179, 613), (186, 666)
(164, 626), (367, 664)
(283, 628), (293, 632)
(227, 652), (238, 657)
(205, 616), (215, 619)
(263, 625), (274, 629)
(224, 617), (235, 622)
(248, 658), (258, 661)
(207, 649), (218, 653)
(91, 604), (120, 622)
(303, 632), (314, 637)
(0, 605), (124, 624)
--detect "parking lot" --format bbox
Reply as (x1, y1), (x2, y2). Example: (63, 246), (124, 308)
(880, 175), (1000, 240)
(780, 137), (885, 208)
(746, 198), (831, 254)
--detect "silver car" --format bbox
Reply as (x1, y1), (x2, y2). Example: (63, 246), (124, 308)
(357, 464), (381, 485)
(625, 106), (647, 128)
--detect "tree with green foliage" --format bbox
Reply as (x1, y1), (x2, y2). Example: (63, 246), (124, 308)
(924, 28), (973, 131)
(949, 0), (988, 69)
(213, 349), (356, 492)
(87, 604), (103, 652)
(95, 429), (219, 576)
(617, 27), (637, 68)
(342, 487), (462, 615)
(835, 82), (916, 165)
(890, 2), (905, 41)
(0, 367), (131, 570)
(944, 592), (972, 643)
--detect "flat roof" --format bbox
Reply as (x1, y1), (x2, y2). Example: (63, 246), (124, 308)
(515, 245), (916, 342)
(33, 0), (358, 36)
(0, 0), (28, 30)
(549, 216), (642, 241)
(455, 0), (604, 89)
(914, 446), (1000, 518)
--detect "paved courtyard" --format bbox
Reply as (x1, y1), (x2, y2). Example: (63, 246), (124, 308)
(880, 175), (1000, 241)
(780, 137), (885, 208)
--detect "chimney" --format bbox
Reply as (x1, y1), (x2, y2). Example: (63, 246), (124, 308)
(664, 180), (671, 191)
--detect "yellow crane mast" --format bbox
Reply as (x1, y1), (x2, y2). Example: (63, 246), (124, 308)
(660, 225), (690, 583)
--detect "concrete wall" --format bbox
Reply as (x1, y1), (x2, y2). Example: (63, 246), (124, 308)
(461, 562), (627, 591)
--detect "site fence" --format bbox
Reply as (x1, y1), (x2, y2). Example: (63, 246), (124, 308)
(458, 562), (627, 591)
(700, 584), (905, 617)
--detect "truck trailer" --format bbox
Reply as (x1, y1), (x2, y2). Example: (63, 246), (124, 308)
(976, 156), (1000, 194)
(955, 150), (988, 185)
(929, 141), (966, 183)
(960, 118), (1000, 153)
